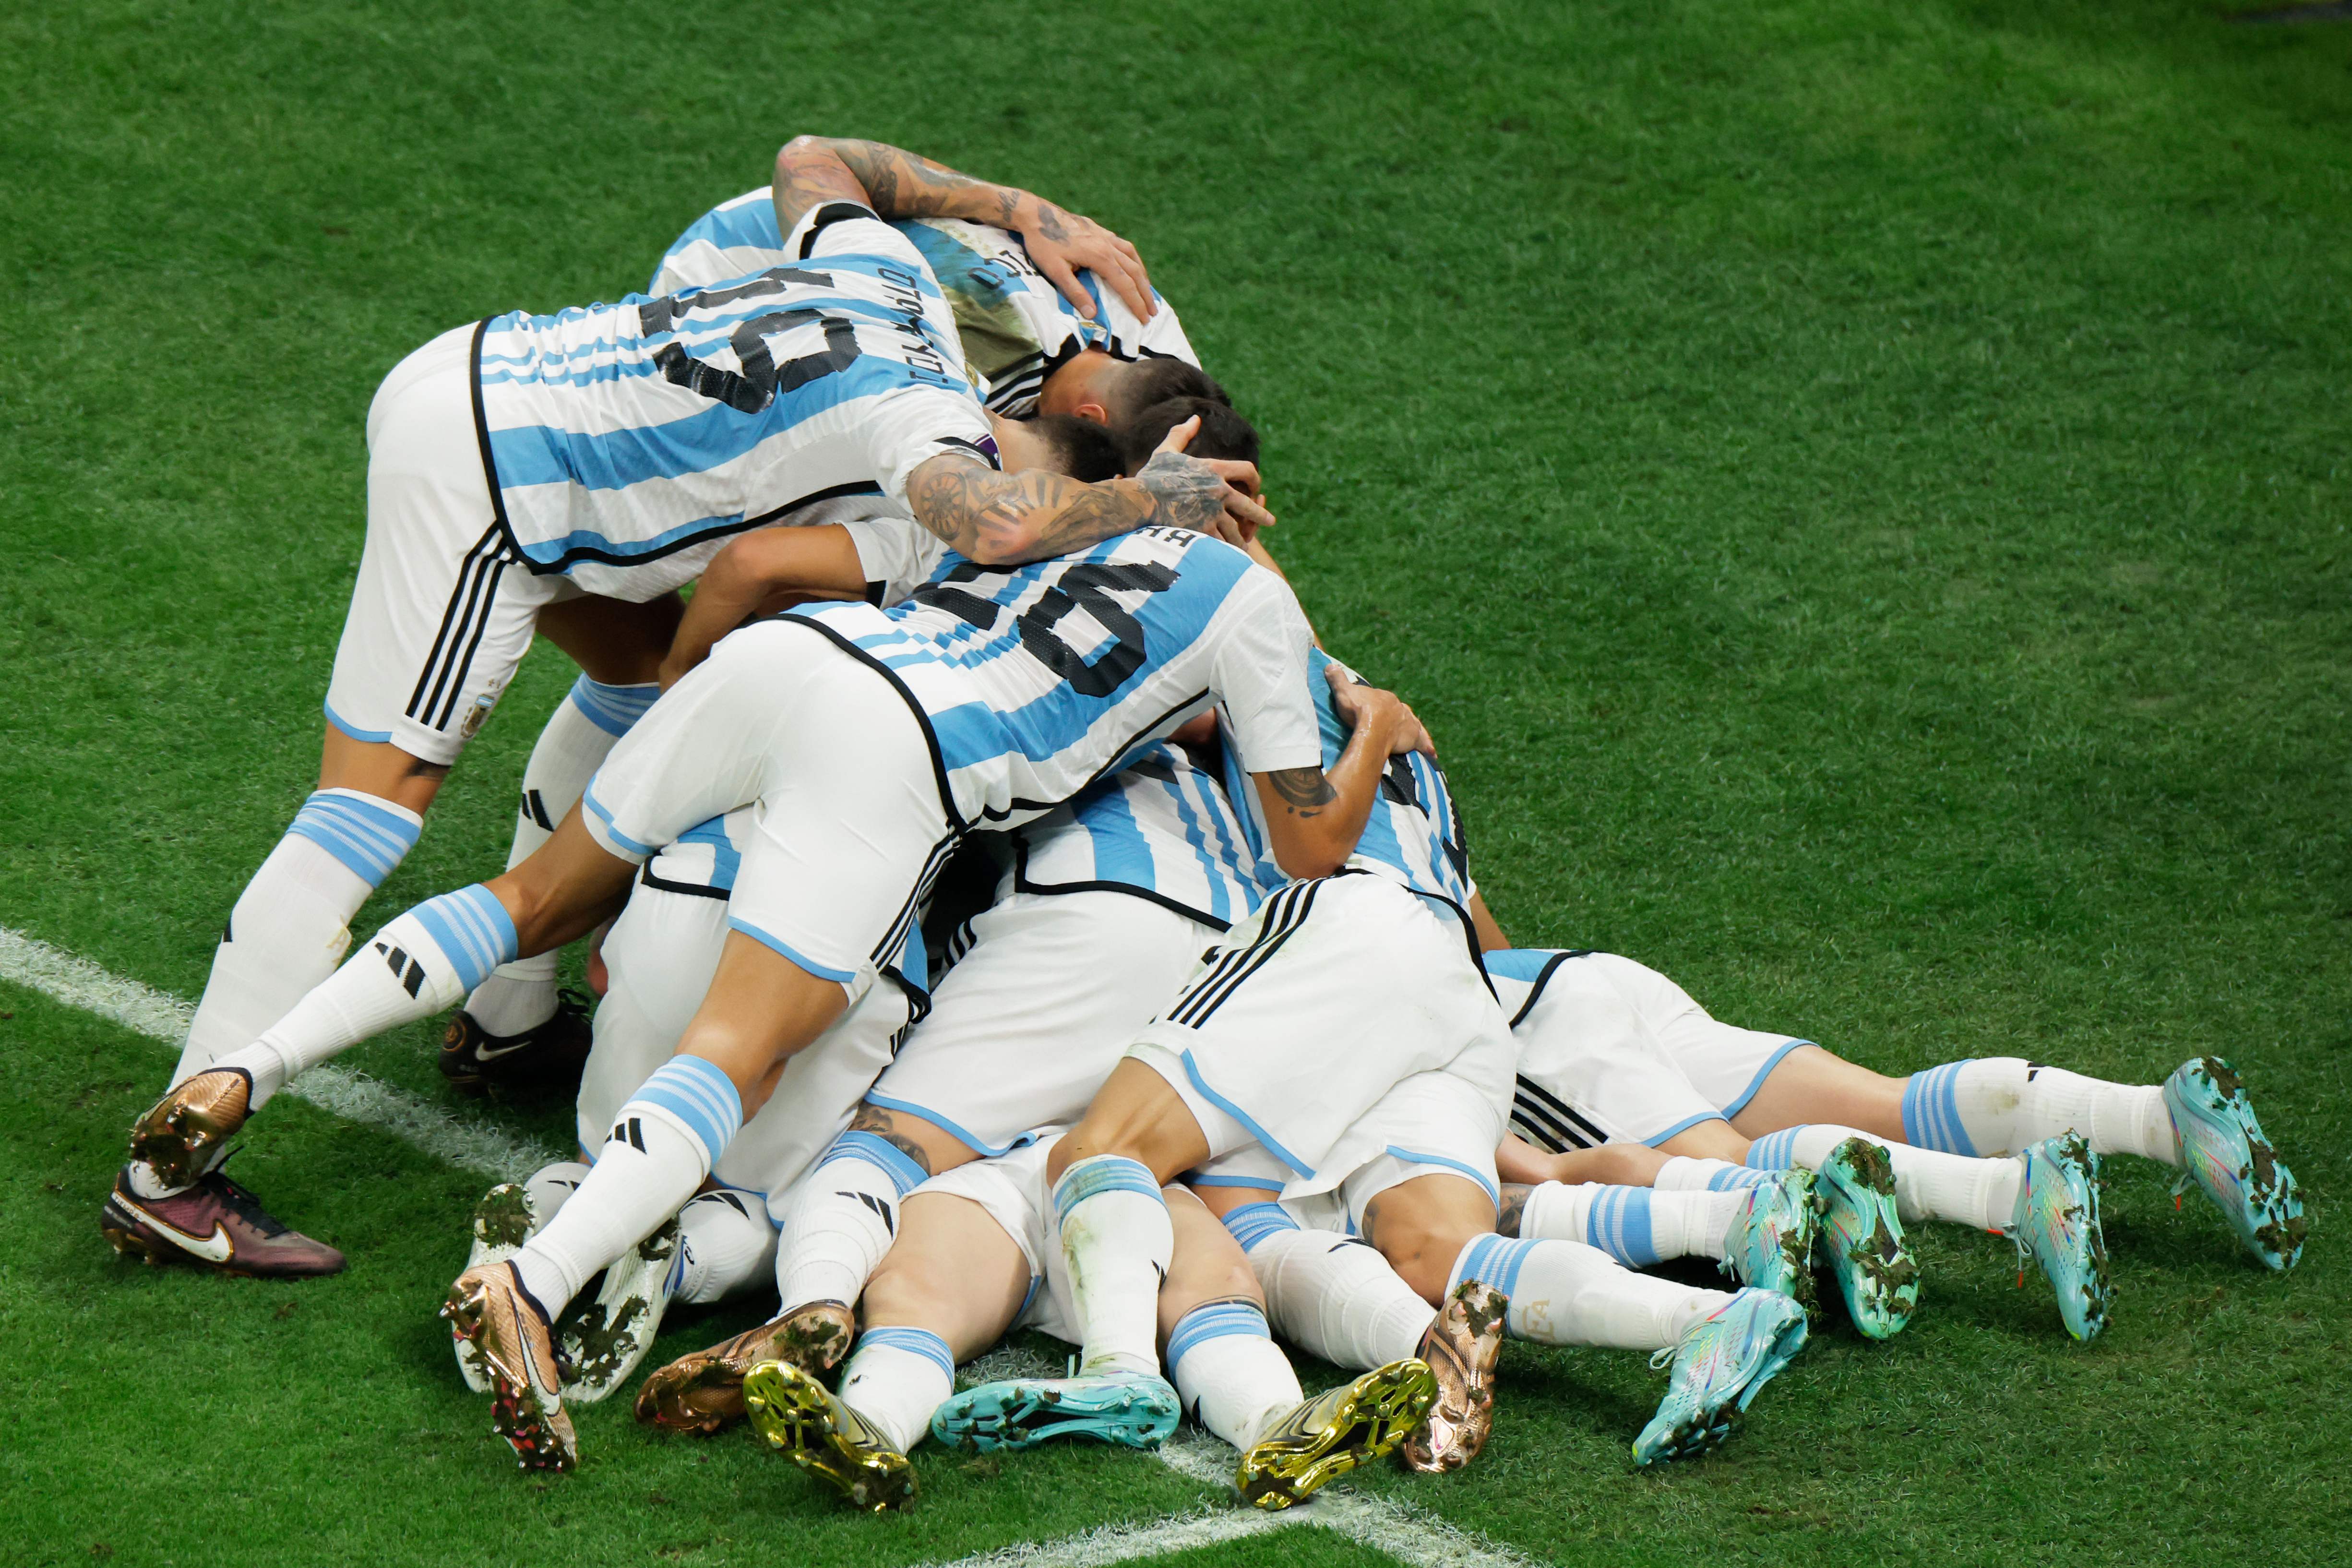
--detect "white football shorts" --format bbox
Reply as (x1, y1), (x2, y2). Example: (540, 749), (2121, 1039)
(1127, 873), (1515, 1204)
(579, 616), (954, 992)
(579, 816), (918, 1213)
(1496, 951), (1809, 1150)
(911, 1133), (1082, 1343)
(865, 888), (1219, 1157)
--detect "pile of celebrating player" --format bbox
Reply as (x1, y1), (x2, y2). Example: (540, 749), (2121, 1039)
(102, 137), (2311, 1511)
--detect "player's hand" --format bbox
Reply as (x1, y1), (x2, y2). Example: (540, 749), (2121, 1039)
(1143, 417), (1275, 547)
(1325, 663), (1436, 758)
(1021, 195), (1155, 321)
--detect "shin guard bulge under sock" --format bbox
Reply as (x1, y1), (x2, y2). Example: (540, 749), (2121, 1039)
(1748, 1123), (2022, 1233)
(676, 1188), (779, 1305)
(1450, 1233), (1727, 1351)
(776, 1132), (928, 1310)
(1905, 1058), (2174, 1165)
(1167, 1299), (1301, 1450)
(1520, 1182), (1740, 1266)
(1224, 1203), (1434, 1368)
(1053, 1156), (1173, 1378)
(511, 1055), (742, 1316)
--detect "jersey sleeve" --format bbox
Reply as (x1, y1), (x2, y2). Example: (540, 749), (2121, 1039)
(1211, 569), (1323, 775)
(841, 515), (951, 608)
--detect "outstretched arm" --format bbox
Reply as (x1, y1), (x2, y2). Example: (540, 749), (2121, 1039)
(773, 136), (1154, 320)
(658, 526), (869, 689)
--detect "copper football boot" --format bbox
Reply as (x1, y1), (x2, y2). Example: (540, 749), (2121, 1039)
(443, 1263), (576, 1472)
(1399, 1281), (1505, 1473)
(127, 1067), (255, 1191)
(633, 1299), (856, 1435)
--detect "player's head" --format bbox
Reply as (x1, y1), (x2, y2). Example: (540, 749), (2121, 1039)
(1038, 350), (1230, 432)
(986, 411), (1123, 482)
(1119, 396), (1260, 475)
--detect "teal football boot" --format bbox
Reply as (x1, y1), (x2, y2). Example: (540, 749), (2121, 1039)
(2011, 1133), (2113, 1341)
(1812, 1137), (1919, 1338)
(2162, 1057), (2306, 1270)
(931, 1369), (1181, 1454)
(1631, 1287), (1809, 1464)
(1720, 1168), (1816, 1304)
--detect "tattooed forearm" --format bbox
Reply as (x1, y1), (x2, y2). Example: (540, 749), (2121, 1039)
(1131, 450), (1230, 536)
(1496, 1184), (1532, 1238)
(1265, 766), (1338, 813)
(906, 454), (1161, 565)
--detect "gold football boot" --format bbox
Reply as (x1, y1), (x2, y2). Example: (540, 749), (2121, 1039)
(442, 1263), (576, 1472)
(1238, 1358), (1439, 1510)
(633, 1299), (856, 1435)
(742, 1359), (915, 1513)
(1400, 1281), (1505, 1473)
(127, 1067), (256, 1190)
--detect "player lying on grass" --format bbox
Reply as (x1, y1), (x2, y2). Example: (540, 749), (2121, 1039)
(939, 651), (1811, 1470)
(450, 137), (1237, 1081)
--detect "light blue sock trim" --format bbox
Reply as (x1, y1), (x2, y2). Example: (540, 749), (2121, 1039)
(287, 790), (420, 886)
(1453, 1233), (1538, 1305)
(405, 885), (518, 992)
(1746, 1126), (1806, 1171)
(1705, 1165), (1774, 1191)
(1052, 1156), (1166, 1226)
(820, 1131), (928, 1198)
(1164, 1300), (1270, 1381)
(1587, 1185), (1662, 1267)
(567, 675), (661, 738)
(857, 1326), (954, 1383)
(1221, 1202), (1301, 1254)
(624, 1056), (744, 1167)
(1902, 1062), (1980, 1157)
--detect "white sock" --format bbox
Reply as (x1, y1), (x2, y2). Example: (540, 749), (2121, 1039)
(178, 790), (422, 1081)
(1747, 1122), (2023, 1236)
(776, 1132), (930, 1310)
(1520, 1182), (1740, 1266)
(525, 1160), (590, 1221)
(1903, 1058), (2174, 1165)
(510, 1056), (742, 1316)
(1449, 1234), (1728, 1351)
(1166, 1299), (1301, 1450)
(676, 1188), (779, 1305)
(1225, 1204), (1434, 1369)
(1053, 1157), (1174, 1378)
(463, 678), (655, 1037)
(839, 1327), (955, 1454)
(1654, 1156), (1773, 1192)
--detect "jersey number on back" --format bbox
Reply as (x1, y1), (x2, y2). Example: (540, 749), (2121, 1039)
(638, 268), (861, 415)
(916, 560), (1180, 698)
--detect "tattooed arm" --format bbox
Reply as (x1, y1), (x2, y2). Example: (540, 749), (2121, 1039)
(1250, 664), (1435, 880)
(773, 136), (1154, 320)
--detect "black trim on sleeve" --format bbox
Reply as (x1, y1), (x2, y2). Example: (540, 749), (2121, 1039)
(1505, 949), (1594, 1029)
(1008, 836), (1234, 933)
(637, 860), (732, 902)
(799, 202), (883, 258)
(512, 480), (885, 577)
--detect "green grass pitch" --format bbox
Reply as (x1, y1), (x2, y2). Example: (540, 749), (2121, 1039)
(3, 0), (2348, 1563)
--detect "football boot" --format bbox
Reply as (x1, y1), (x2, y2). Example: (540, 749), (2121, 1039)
(101, 1164), (344, 1277)
(455, 1182), (551, 1391)
(1720, 1168), (1816, 1303)
(438, 990), (593, 1098)
(2162, 1057), (2306, 1270)
(1238, 1358), (1436, 1510)
(1399, 1281), (1504, 1473)
(2010, 1134), (2113, 1342)
(442, 1262), (574, 1472)
(743, 1359), (915, 1512)
(931, 1369), (1182, 1454)
(127, 1067), (254, 1191)
(634, 1300), (856, 1435)
(1812, 1137), (1918, 1338)
(558, 1219), (680, 1403)
(1631, 1287), (1809, 1465)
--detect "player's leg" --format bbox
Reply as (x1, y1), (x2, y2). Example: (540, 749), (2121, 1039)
(448, 591), (683, 1074)
(1506, 1171), (1818, 1303)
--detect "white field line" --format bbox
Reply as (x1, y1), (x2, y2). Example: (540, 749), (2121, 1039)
(4, 921), (1543, 1568)
(0, 925), (559, 1182)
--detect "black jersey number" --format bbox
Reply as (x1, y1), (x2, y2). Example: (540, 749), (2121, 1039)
(637, 268), (860, 415)
(913, 559), (1180, 699)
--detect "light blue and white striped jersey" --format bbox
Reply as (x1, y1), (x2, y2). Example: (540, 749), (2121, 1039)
(650, 189), (1199, 416)
(476, 204), (991, 600)
(1219, 648), (1473, 910)
(1012, 740), (1264, 931)
(785, 526), (1318, 834)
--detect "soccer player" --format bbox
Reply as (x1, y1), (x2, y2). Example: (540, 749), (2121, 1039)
(109, 142), (1266, 1272)
(447, 138), (1231, 1077)
(941, 653), (1811, 1471)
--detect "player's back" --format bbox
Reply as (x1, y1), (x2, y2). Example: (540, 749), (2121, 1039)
(1012, 739), (1264, 932)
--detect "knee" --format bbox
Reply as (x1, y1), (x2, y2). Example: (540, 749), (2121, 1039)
(862, 1251), (948, 1324)
(1371, 1215), (1469, 1307)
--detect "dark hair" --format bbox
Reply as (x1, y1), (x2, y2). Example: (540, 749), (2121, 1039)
(1027, 413), (1125, 484)
(1119, 395), (1260, 474)
(1101, 356), (1229, 428)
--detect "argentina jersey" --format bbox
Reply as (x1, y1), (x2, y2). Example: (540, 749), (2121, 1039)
(475, 204), (992, 600)
(1220, 648), (1473, 910)
(1011, 741), (1264, 931)
(783, 526), (1319, 834)
(649, 189), (1199, 416)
